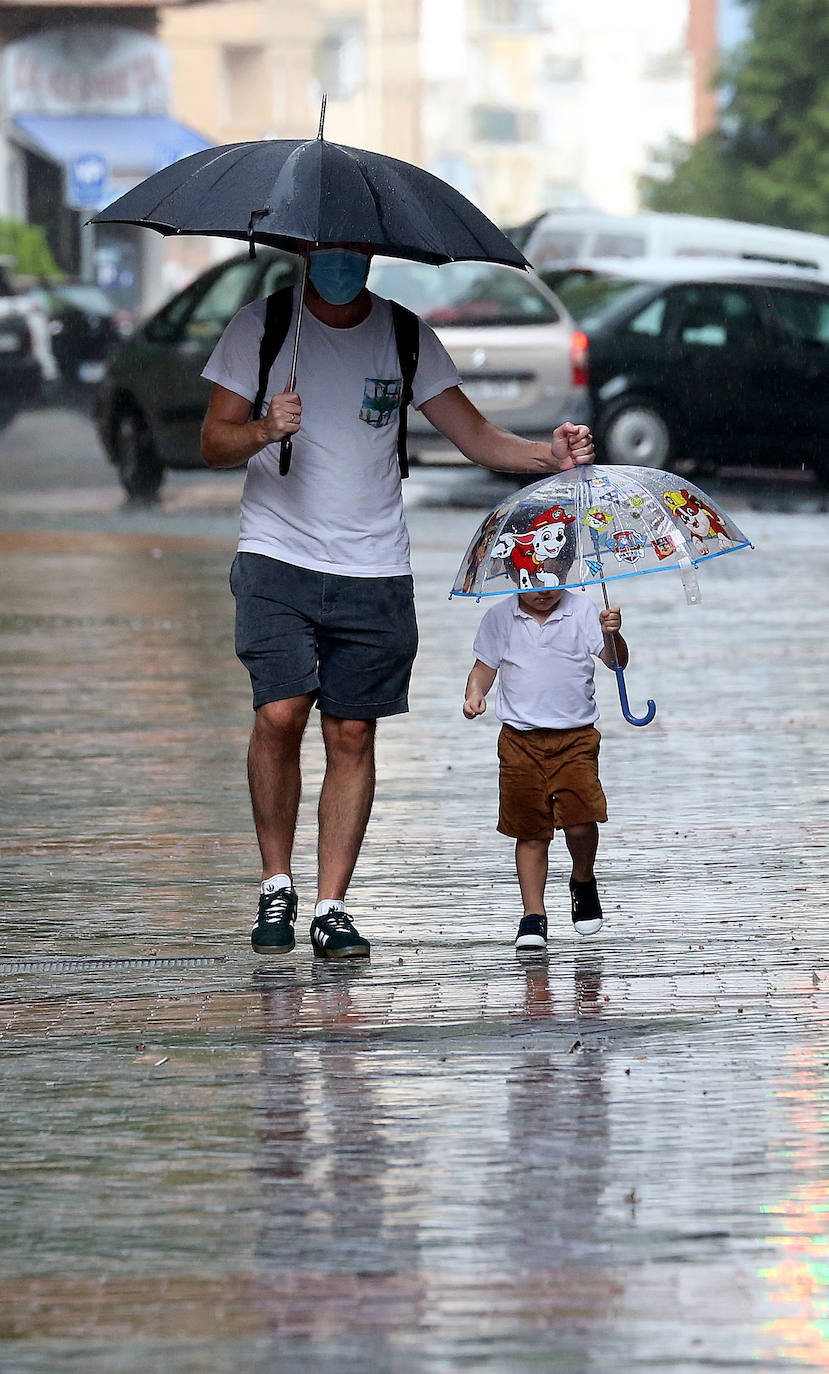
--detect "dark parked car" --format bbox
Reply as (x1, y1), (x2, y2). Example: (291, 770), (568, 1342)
(28, 282), (133, 393)
(541, 258), (829, 477)
(0, 269), (46, 429)
(95, 251), (300, 499)
(95, 249), (584, 501)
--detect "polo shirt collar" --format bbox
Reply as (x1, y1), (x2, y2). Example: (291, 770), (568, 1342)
(511, 593), (573, 623)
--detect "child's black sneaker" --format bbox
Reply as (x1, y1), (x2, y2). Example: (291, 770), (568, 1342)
(251, 884), (298, 954)
(310, 908), (371, 960)
(515, 912), (548, 950)
(570, 877), (603, 936)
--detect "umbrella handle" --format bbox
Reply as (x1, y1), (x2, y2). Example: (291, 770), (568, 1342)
(613, 664), (656, 727)
(279, 435), (292, 474)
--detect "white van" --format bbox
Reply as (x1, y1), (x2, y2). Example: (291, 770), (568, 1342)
(522, 211), (829, 274)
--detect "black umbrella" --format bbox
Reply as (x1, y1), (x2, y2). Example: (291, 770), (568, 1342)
(92, 100), (527, 470)
(92, 102), (525, 270)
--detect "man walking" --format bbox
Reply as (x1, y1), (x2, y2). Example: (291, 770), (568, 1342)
(201, 241), (594, 959)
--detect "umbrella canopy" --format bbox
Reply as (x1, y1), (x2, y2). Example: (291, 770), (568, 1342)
(451, 465), (753, 727)
(451, 465), (752, 605)
(91, 136), (527, 269)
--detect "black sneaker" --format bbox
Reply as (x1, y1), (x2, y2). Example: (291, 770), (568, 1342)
(570, 877), (603, 936)
(515, 913), (548, 950)
(251, 885), (298, 954)
(310, 908), (371, 960)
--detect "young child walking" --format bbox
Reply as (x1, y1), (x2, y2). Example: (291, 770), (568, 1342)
(463, 581), (628, 949)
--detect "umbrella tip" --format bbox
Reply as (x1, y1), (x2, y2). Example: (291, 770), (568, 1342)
(318, 93), (327, 139)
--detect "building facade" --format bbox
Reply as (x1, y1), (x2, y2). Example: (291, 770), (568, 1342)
(422, 0), (717, 227)
(0, 0), (211, 310)
(162, 0), (717, 239)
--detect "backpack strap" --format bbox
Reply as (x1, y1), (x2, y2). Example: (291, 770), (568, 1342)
(391, 300), (420, 479)
(251, 289), (420, 480)
(250, 286), (295, 422)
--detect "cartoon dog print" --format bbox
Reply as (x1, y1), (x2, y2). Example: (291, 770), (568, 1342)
(663, 489), (731, 557)
(494, 504), (575, 588)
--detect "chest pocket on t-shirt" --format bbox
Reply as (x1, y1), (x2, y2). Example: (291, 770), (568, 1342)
(359, 377), (403, 428)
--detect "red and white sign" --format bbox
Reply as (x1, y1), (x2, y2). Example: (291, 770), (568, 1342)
(4, 25), (172, 116)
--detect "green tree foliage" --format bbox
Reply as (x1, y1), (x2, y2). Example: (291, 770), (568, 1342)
(0, 219), (62, 279)
(641, 0), (829, 233)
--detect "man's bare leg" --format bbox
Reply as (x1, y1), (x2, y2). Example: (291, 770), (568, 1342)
(317, 714), (376, 903)
(247, 694), (314, 881)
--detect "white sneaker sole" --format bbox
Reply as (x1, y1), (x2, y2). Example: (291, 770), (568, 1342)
(515, 933), (547, 949)
(573, 917), (603, 936)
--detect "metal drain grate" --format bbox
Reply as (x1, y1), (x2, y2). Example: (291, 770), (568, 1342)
(0, 955), (227, 974)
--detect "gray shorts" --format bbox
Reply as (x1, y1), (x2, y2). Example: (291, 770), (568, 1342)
(230, 552), (419, 718)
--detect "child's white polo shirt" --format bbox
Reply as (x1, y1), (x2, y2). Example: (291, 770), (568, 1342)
(473, 590), (605, 731)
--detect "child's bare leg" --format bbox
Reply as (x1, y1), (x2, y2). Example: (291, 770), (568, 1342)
(515, 838), (550, 914)
(563, 823), (599, 882)
(564, 823), (603, 934)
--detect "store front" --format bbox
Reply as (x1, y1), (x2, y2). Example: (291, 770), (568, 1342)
(2, 22), (208, 312)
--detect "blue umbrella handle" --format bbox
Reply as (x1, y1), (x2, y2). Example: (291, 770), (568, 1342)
(612, 663), (656, 727)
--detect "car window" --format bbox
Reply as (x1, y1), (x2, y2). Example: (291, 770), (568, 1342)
(56, 285), (116, 315)
(182, 260), (263, 343)
(369, 260), (559, 326)
(531, 230), (586, 264)
(670, 285), (762, 351)
(592, 233), (646, 258)
(769, 288), (829, 348)
(627, 296), (666, 336)
(260, 255), (299, 296)
(547, 273), (654, 326)
(144, 277), (212, 343)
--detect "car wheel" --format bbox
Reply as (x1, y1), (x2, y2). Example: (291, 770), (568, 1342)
(112, 405), (163, 501)
(599, 399), (672, 469)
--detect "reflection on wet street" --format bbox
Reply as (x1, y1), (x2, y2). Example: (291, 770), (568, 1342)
(1, 431), (829, 1371)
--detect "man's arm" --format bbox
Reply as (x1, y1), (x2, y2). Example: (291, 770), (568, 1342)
(419, 385), (594, 474)
(201, 383), (302, 469)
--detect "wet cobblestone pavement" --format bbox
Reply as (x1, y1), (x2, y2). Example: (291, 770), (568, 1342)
(2, 458), (829, 1372)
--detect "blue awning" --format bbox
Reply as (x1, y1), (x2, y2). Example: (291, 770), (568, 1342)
(13, 114), (210, 205)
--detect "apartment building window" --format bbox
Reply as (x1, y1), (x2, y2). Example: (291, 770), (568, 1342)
(479, 0), (539, 31)
(541, 53), (583, 84)
(223, 46), (265, 124)
(472, 105), (540, 143)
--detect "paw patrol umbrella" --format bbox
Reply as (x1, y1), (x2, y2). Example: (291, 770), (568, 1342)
(450, 464), (752, 726)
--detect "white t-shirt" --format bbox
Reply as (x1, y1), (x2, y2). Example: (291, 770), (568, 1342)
(202, 289), (459, 576)
(473, 591), (606, 730)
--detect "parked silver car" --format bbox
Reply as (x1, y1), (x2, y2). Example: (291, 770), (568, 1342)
(367, 257), (588, 461)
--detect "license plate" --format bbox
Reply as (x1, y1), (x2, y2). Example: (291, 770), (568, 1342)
(463, 378), (521, 401)
(78, 361), (106, 382)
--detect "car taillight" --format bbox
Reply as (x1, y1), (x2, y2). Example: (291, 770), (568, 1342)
(570, 330), (589, 387)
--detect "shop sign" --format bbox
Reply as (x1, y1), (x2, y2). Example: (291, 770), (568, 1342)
(68, 153), (110, 209)
(4, 25), (172, 116)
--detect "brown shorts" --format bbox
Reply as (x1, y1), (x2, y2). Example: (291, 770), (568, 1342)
(497, 723), (607, 840)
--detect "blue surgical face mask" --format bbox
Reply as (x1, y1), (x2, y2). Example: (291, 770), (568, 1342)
(308, 248), (370, 305)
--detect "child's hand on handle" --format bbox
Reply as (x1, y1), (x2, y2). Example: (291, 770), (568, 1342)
(600, 606), (622, 635)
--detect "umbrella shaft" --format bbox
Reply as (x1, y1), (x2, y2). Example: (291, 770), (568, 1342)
(288, 253), (309, 391)
(600, 580), (618, 669)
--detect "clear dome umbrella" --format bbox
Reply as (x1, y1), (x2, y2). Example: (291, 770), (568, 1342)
(450, 464), (753, 726)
